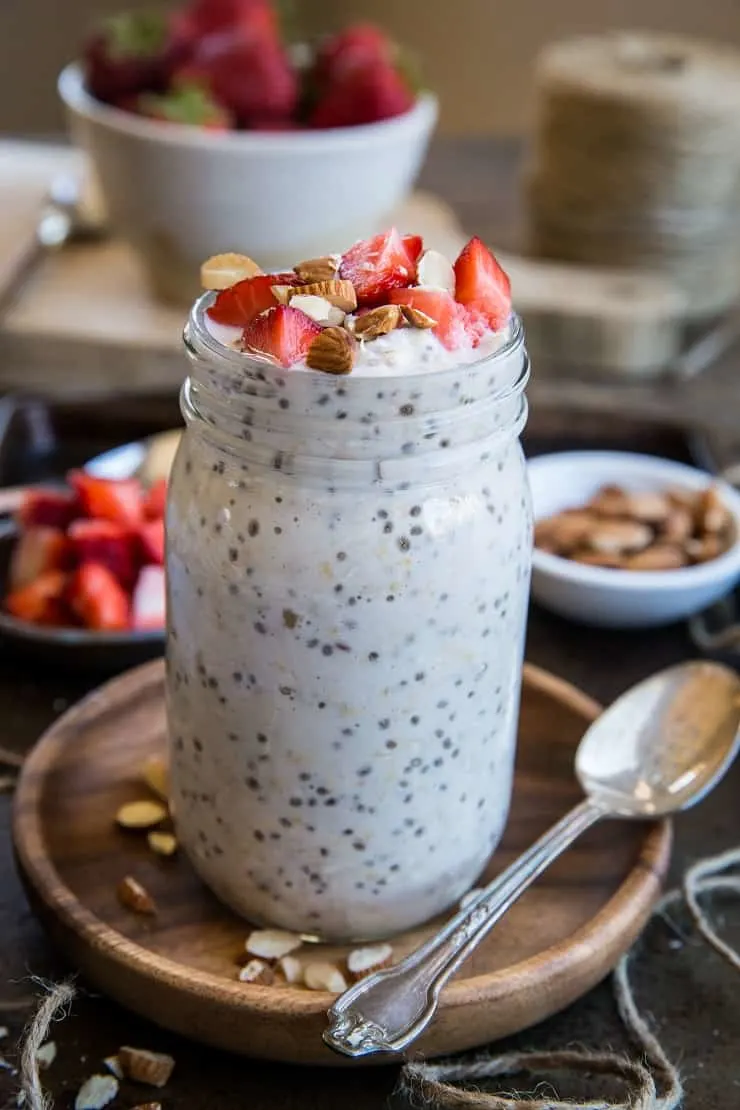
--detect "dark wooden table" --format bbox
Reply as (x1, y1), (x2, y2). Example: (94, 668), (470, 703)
(1, 137), (740, 1109)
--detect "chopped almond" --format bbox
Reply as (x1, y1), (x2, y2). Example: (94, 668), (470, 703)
(147, 831), (178, 857)
(116, 800), (168, 830)
(276, 955), (303, 985)
(118, 1046), (175, 1088)
(245, 929), (303, 961)
(238, 958), (275, 985)
(74, 1074), (119, 1110)
(303, 962), (348, 993)
(346, 944), (393, 982)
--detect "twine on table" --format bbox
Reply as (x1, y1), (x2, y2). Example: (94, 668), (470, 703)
(17, 980), (76, 1110)
(400, 844), (740, 1109)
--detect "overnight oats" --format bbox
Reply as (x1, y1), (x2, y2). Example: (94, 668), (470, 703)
(166, 229), (533, 941)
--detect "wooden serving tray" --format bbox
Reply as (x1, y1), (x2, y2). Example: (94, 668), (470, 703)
(12, 660), (671, 1065)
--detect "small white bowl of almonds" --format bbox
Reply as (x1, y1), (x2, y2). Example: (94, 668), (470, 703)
(528, 451), (740, 628)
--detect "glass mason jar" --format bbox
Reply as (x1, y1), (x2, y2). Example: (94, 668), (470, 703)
(166, 298), (533, 942)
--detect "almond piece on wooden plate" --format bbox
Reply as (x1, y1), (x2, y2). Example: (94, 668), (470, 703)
(117, 875), (157, 915)
(353, 305), (403, 340)
(288, 294), (346, 326)
(140, 755), (169, 802)
(245, 929), (303, 961)
(625, 544), (688, 570)
(238, 958), (275, 985)
(74, 1074), (119, 1110)
(303, 962), (348, 993)
(306, 327), (357, 375)
(275, 955), (303, 985)
(695, 486), (731, 535)
(116, 799), (168, 830)
(586, 519), (652, 555)
(400, 304), (438, 329)
(346, 944), (393, 982)
(200, 252), (262, 290)
(294, 255), (340, 282)
(118, 1046), (175, 1088)
(416, 249), (456, 294)
(147, 831), (178, 857)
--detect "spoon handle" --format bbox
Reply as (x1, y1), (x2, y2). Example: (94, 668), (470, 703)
(323, 798), (605, 1059)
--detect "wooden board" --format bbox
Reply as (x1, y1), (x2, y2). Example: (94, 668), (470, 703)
(12, 659), (671, 1065)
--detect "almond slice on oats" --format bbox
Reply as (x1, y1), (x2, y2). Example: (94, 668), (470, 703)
(401, 304), (437, 329)
(118, 1047), (175, 1088)
(245, 929), (303, 961)
(116, 799), (168, 830)
(354, 305), (403, 340)
(294, 255), (340, 282)
(306, 327), (357, 375)
(147, 831), (178, 857)
(303, 962), (348, 993)
(289, 294), (346, 326)
(141, 755), (169, 802)
(200, 252), (262, 289)
(74, 1075), (119, 1110)
(238, 958), (275, 985)
(117, 876), (157, 915)
(346, 944), (393, 981)
(276, 954), (303, 984)
(416, 249), (455, 294)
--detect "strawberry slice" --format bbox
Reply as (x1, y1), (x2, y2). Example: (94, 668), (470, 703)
(144, 478), (167, 521)
(340, 228), (418, 307)
(241, 305), (322, 368)
(388, 288), (469, 351)
(132, 565), (166, 630)
(207, 272), (298, 327)
(17, 488), (78, 531)
(5, 570), (70, 627)
(68, 519), (140, 589)
(9, 527), (69, 591)
(453, 236), (512, 330)
(68, 563), (131, 632)
(138, 519), (165, 566)
(402, 235), (424, 264)
(69, 471), (144, 527)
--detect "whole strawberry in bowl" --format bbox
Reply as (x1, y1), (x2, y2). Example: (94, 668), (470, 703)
(58, 1), (437, 305)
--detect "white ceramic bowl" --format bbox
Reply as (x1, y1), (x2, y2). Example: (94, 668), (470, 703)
(528, 451), (740, 629)
(59, 63), (438, 304)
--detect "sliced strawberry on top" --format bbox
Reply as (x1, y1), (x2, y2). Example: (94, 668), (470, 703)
(402, 235), (424, 264)
(5, 570), (70, 627)
(389, 288), (469, 351)
(68, 519), (140, 589)
(340, 228), (418, 307)
(17, 487), (78, 531)
(241, 305), (322, 368)
(207, 272), (298, 327)
(68, 563), (131, 632)
(69, 471), (144, 527)
(9, 527), (69, 591)
(132, 565), (166, 630)
(453, 236), (512, 331)
(137, 519), (165, 566)
(144, 478), (167, 521)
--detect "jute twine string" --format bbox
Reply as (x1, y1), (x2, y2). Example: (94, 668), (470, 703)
(399, 846), (740, 1109)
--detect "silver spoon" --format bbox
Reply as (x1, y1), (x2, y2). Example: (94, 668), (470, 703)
(324, 660), (740, 1059)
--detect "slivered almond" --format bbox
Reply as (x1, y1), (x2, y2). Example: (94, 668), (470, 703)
(74, 1074), (119, 1110)
(306, 327), (357, 374)
(118, 1047), (175, 1088)
(294, 255), (340, 282)
(303, 962), (347, 993)
(117, 876), (156, 915)
(200, 252), (262, 289)
(245, 929), (303, 961)
(353, 305), (403, 340)
(141, 755), (169, 802)
(289, 294), (345, 326)
(346, 944), (393, 981)
(276, 955), (303, 984)
(401, 304), (437, 329)
(238, 958), (274, 985)
(116, 799), (168, 830)
(416, 249), (455, 293)
(147, 831), (178, 857)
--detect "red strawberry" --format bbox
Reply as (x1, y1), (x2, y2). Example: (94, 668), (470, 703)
(309, 56), (414, 129)
(176, 0), (278, 44)
(17, 487), (78, 531)
(207, 272), (298, 327)
(144, 478), (167, 521)
(68, 563), (130, 632)
(68, 520), (139, 589)
(314, 24), (391, 85)
(388, 288), (470, 351)
(132, 565), (166, 630)
(69, 471), (144, 527)
(179, 31), (298, 126)
(9, 528), (69, 591)
(5, 571), (70, 627)
(453, 236), (512, 331)
(402, 235), (424, 264)
(340, 228), (418, 307)
(84, 11), (185, 104)
(134, 82), (234, 129)
(138, 519), (165, 566)
(242, 305), (322, 368)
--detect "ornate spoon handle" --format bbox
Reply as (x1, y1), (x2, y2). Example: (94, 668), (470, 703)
(323, 798), (605, 1059)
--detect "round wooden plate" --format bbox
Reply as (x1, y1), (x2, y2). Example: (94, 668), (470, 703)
(12, 660), (671, 1065)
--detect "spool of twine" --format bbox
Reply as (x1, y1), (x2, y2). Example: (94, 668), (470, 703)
(526, 32), (740, 318)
